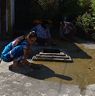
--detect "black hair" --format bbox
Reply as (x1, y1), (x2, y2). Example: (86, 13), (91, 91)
(27, 31), (37, 39)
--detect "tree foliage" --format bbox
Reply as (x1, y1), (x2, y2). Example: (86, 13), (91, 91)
(15, 0), (95, 39)
(75, 0), (95, 39)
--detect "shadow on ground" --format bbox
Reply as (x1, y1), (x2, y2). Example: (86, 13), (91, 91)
(9, 64), (72, 81)
(58, 40), (92, 59)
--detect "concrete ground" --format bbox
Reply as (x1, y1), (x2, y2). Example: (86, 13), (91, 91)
(0, 38), (95, 96)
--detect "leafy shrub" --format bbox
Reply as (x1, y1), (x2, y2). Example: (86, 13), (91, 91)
(76, 13), (90, 33)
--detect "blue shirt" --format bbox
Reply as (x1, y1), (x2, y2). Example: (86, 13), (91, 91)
(32, 24), (51, 39)
(1, 38), (30, 62)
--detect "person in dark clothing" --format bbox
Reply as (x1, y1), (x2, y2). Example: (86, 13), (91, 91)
(32, 22), (51, 46)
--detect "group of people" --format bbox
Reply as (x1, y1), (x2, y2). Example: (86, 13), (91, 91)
(0, 19), (76, 70)
(0, 20), (52, 69)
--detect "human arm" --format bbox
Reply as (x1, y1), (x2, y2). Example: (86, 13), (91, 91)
(12, 35), (25, 47)
(21, 47), (32, 65)
(21, 48), (41, 69)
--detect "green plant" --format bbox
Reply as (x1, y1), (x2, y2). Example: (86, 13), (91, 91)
(76, 12), (95, 32)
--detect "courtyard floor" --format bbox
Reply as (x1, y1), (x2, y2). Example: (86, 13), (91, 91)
(0, 38), (95, 96)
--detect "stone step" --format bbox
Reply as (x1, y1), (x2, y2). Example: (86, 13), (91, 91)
(39, 52), (65, 56)
(32, 56), (73, 62)
(36, 54), (69, 59)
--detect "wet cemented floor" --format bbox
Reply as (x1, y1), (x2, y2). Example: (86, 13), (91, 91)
(0, 39), (95, 96)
